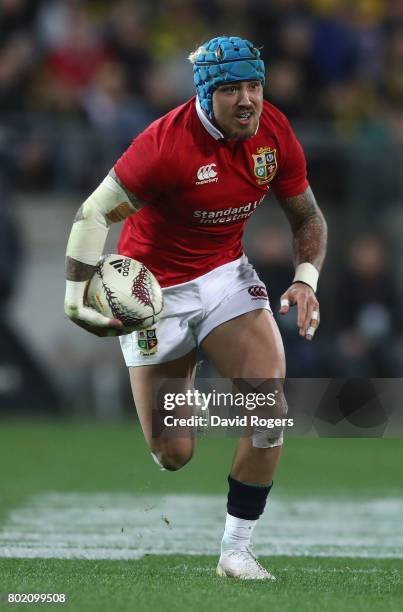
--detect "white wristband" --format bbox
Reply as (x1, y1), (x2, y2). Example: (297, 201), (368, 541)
(293, 263), (319, 292)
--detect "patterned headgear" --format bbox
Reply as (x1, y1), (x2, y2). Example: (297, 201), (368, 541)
(189, 36), (265, 120)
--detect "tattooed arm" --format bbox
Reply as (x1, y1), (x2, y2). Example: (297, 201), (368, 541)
(276, 186), (328, 340)
(64, 170), (143, 336)
(277, 185), (327, 272)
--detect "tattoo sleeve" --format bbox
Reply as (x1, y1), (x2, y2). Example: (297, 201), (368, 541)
(276, 186), (327, 272)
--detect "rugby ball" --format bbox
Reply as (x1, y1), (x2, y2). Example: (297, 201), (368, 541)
(85, 254), (163, 331)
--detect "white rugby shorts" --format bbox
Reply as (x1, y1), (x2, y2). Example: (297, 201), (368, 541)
(119, 254), (271, 366)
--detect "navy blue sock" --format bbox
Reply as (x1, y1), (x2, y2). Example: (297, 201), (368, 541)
(227, 475), (273, 520)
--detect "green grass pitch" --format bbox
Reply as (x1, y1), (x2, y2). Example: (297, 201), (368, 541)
(0, 423), (402, 611)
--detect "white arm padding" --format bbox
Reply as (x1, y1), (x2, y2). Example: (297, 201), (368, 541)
(66, 175), (138, 266)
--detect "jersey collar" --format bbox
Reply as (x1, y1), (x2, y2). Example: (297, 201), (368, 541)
(195, 96), (225, 140)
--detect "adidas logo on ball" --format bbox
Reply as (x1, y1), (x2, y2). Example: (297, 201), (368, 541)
(110, 258), (130, 277)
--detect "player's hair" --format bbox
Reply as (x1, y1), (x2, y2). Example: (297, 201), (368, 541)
(188, 45), (208, 64)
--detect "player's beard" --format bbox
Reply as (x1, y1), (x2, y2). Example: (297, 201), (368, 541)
(216, 111), (259, 141)
(233, 119), (259, 141)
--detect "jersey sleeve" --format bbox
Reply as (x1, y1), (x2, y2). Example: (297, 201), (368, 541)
(270, 118), (309, 199)
(114, 124), (175, 202)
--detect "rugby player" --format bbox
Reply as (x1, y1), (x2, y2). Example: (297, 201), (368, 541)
(64, 36), (327, 579)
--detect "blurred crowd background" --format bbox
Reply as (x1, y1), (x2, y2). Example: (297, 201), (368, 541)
(1, 0), (403, 417)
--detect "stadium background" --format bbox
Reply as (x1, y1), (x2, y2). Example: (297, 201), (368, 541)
(1, 0), (403, 417)
(1, 2), (402, 610)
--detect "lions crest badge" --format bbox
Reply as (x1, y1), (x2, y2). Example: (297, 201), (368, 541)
(252, 147), (278, 185)
(137, 328), (158, 356)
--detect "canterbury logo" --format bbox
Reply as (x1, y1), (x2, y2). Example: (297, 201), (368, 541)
(110, 258), (130, 277)
(248, 285), (268, 298)
(196, 164), (218, 181)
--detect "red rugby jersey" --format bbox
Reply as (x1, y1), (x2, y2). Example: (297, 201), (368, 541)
(115, 97), (308, 287)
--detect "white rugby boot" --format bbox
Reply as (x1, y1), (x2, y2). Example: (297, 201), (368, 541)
(216, 547), (276, 580)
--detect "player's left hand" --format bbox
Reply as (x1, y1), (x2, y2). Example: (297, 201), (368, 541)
(279, 282), (320, 341)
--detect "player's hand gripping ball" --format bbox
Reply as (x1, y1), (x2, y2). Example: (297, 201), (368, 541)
(85, 255), (163, 332)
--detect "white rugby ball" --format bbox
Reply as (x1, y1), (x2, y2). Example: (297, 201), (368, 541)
(85, 254), (163, 331)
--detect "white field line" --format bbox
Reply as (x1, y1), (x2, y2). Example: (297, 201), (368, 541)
(0, 494), (402, 560)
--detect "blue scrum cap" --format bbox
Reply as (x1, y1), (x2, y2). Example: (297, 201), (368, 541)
(189, 36), (265, 119)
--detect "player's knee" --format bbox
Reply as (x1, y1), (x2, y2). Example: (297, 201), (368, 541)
(151, 442), (194, 471)
(274, 390), (288, 418)
(159, 449), (193, 471)
(253, 390), (288, 448)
